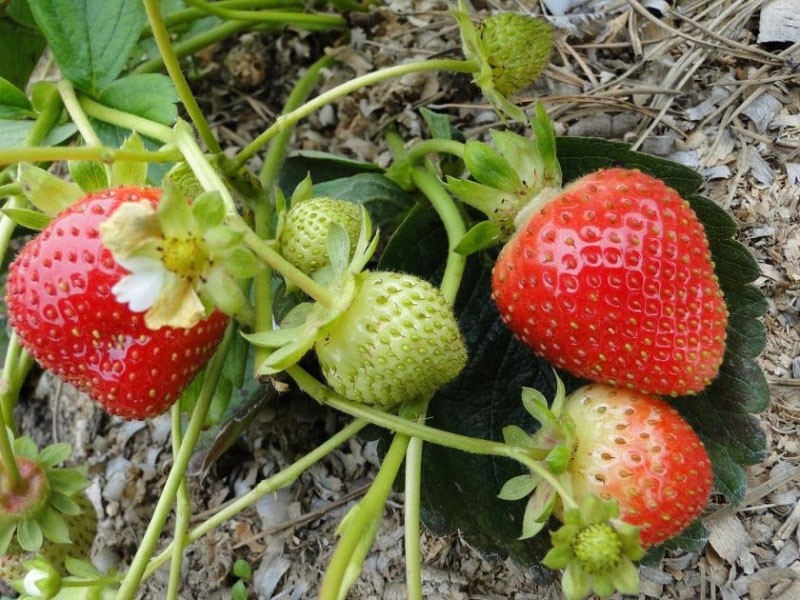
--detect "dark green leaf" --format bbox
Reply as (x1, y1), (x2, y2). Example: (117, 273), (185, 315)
(0, 76), (34, 118)
(311, 173), (414, 227)
(556, 137), (704, 196)
(280, 150), (382, 196)
(27, 0), (147, 94)
(380, 136), (767, 565)
(98, 74), (179, 125)
(0, 1), (47, 89)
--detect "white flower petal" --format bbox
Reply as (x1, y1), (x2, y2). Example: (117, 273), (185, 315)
(23, 568), (48, 596)
(112, 267), (166, 313)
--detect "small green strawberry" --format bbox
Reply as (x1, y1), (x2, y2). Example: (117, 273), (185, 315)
(455, 1), (553, 121)
(279, 196), (363, 276)
(478, 13), (553, 97)
(314, 271), (467, 407)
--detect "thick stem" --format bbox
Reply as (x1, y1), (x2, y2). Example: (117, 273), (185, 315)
(0, 400), (21, 489)
(229, 58), (478, 171)
(143, 0), (222, 154)
(182, 0), (346, 28)
(79, 97), (175, 144)
(115, 325), (236, 600)
(319, 432), (409, 600)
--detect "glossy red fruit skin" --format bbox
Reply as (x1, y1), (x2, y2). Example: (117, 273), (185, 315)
(5, 187), (228, 420)
(491, 168), (728, 397)
(564, 384), (714, 547)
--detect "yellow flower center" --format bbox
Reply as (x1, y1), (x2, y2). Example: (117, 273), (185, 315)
(162, 236), (208, 280)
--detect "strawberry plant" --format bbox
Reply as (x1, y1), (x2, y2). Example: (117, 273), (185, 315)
(0, 1), (770, 599)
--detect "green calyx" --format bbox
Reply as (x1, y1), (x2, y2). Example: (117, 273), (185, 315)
(447, 103), (561, 240)
(0, 436), (90, 558)
(454, 1), (552, 122)
(543, 495), (645, 600)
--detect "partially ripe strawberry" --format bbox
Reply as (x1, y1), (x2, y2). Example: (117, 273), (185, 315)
(279, 196), (363, 275)
(492, 168), (728, 397)
(6, 187), (229, 419)
(315, 271), (467, 407)
(560, 384), (713, 547)
(0, 491), (98, 583)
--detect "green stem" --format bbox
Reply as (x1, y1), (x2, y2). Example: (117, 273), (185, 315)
(0, 394), (20, 489)
(404, 139), (466, 164)
(56, 81), (103, 147)
(287, 366), (537, 463)
(242, 229), (337, 307)
(228, 58), (478, 172)
(403, 408), (425, 600)
(134, 20), (252, 75)
(0, 332), (31, 438)
(79, 97), (175, 143)
(166, 406), (191, 600)
(161, 0), (306, 28)
(142, 418), (368, 580)
(0, 145), (180, 167)
(409, 165), (467, 306)
(115, 324), (236, 600)
(319, 432), (409, 600)
(182, 0), (346, 28)
(143, 0), (222, 154)
(252, 53), (334, 366)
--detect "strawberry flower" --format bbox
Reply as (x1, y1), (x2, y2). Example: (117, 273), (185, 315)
(18, 557), (61, 599)
(100, 182), (260, 329)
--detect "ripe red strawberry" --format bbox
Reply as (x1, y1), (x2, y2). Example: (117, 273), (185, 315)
(5, 187), (229, 420)
(559, 384), (713, 547)
(491, 168), (728, 397)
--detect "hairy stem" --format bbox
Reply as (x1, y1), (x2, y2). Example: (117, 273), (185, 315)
(143, 0), (222, 154)
(229, 58), (478, 172)
(79, 96), (175, 143)
(166, 406), (192, 600)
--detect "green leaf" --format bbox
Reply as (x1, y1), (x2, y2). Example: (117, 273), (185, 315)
(17, 162), (83, 215)
(192, 191), (227, 228)
(311, 173), (414, 227)
(13, 435), (38, 459)
(47, 468), (89, 495)
(48, 491), (80, 515)
(65, 556), (103, 578)
(0, 76), (34, 118)
(0, 1), (47, 89)
(280, 150), (381, 197)
(232, 558), (252, 579)
(0, 207), (51, 230)
(0, 120), (77, 149)
(98, 74), (179, 125)
(463, 140), (521, 192)
(26, 0), (147, 94)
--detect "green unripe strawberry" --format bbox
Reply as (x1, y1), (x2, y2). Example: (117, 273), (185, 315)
(0, 492), (98, 583)
(478, 13), (553, 97)
(279, 196), (363, 275)
(315, 271), (467, 407)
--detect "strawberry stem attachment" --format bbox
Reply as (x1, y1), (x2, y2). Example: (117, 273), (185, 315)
(0, 420), (21, 491)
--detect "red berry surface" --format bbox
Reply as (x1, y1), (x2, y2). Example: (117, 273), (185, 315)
(5, 187), (228, 420)
(492, 168), (728, 396)
(563, 384), (713, 547)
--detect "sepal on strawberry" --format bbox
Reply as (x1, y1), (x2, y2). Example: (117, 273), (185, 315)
(447, 103), (561, 239)
(0, 437), (90, 561)
(454, 1), (553, 121)
(542, 495), (644, 600)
